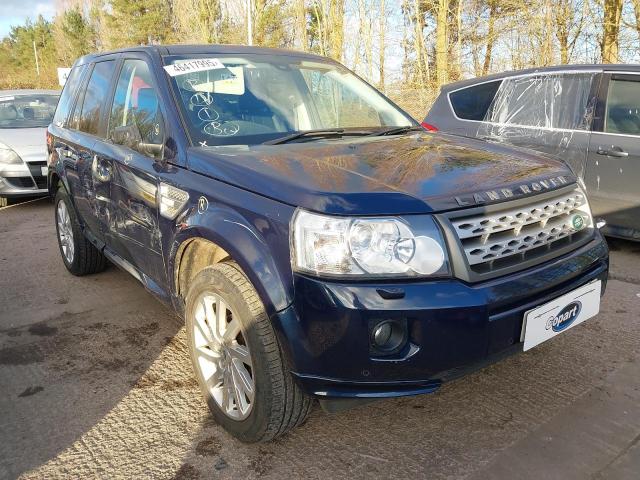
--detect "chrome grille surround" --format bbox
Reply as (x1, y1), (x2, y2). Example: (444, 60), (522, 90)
(451, 188), (592, 268)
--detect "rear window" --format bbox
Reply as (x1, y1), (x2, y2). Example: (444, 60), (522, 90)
(0, 93), (59, 129)
(52, 66), (85, 127)
(75, 60), (116, 136)
(486, 73), (595, 130)
(449, 81), (501, 121)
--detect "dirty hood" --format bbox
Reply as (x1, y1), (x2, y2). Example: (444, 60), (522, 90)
(0, 127), (48, 163)
(187, 132), (576, 215)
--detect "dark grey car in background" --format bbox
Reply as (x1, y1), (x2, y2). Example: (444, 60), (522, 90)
(424, 65), (640, 240)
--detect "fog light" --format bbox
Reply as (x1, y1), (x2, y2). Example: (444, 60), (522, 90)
(373, 322), (393, 346)
(370, 319), (406, 354)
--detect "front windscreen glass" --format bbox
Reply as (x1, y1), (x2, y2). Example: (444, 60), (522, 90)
(0, 94), (59, 128)
(163, 54), (414, 145)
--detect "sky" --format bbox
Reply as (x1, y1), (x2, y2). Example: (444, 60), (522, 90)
(0, 0), (56, 39)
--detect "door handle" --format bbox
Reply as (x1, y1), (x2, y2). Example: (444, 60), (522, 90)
(92, 155), (112, 183)
(596, 147), (628, 157)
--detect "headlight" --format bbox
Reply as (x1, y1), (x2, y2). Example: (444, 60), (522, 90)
(0, 142), (22, 165)
(291, 210), (449, 278)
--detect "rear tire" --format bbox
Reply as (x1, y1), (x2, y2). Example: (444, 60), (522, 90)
(185, 262), (312, 443)
(54, 186), (107, 276)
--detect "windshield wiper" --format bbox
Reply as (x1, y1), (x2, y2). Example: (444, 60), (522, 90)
(264, 128), (369, 145)
(367, 125), (424, 137)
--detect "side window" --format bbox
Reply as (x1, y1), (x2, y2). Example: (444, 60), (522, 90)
(75, 60), (116, 136)
(52, 65), (85, 127)
(605, 79), (640, 136)
(487, 73), (594, 130)
(449, 80), (501, 121)
(109, 59), (164, 159)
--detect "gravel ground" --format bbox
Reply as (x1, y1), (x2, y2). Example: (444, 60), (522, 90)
(1, 199), (639, 480)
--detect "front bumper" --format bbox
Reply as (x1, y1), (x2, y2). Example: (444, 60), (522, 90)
(0, 160), (48, 197)
(272, 233), (609, 399)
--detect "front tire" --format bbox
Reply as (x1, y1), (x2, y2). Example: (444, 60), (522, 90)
(185, 262), (312, 443)
(54, 186), (107, 276)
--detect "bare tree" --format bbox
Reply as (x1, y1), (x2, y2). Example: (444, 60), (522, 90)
(379, 0), (385, 90)
(601, 0), (623, 62)
(553, 0), (586, 63)
(296, 0), (308, 50)
(435, 0), (450, 86)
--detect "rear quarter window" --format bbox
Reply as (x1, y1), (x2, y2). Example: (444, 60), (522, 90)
(449, 80), (502, 121)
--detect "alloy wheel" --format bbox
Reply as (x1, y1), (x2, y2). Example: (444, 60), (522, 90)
(192, 293), (255, 420)
(57, 200), (74, 264)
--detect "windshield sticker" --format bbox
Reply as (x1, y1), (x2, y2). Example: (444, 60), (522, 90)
(163, 58), (225, 77)
(190, 67), (245, 96)
(0, 96), (15, 102)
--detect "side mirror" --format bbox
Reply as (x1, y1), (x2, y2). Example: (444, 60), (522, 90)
(112, 124), (142, 149)
(112, 124), (164, 160)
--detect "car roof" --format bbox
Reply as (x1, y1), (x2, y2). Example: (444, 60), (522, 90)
(73, 44), (333, 67)
(0, 89), (60, 96)
(440, 64), (640, 92)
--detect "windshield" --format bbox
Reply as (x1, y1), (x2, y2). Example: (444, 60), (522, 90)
(0, 93), (59, 129)
(163, 54), (414, 146)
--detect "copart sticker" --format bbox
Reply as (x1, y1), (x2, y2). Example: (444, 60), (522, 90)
(163, 58), (225, 77)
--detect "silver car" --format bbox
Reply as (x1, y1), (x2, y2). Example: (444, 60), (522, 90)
(0, 90), (60, 206)
(424, 65), (640, 241)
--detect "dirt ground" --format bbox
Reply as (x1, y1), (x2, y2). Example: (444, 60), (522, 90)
(1, 198), (639, 480)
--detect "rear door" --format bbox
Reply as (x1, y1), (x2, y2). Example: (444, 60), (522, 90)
(585, 73), (640, 232)
(97, 54), (167, 286)
(61, 58), (118, 245)
(476, 72), (598, 178)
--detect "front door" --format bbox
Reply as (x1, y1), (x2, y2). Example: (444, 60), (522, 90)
(585, 73), (640, 234)
(100, 56), (167, 287)
(65, 59), (118, 245)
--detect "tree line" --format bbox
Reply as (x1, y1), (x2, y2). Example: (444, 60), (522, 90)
(1, 0), (639, 118)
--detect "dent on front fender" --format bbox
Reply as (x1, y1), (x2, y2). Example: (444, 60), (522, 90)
(167, 199), (296, 317)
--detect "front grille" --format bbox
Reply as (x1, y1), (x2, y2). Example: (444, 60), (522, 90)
(450, 188), (592, 274)
(5, 177), (35, 188)
(34, 176), (47, 189)
(26, 161), (48, 190)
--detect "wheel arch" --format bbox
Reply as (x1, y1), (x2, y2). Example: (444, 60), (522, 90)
(170, 221), (293, 319)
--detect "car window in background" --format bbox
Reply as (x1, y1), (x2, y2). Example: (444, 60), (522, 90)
(449, 80), (501, 121)
(109, 59), (164, 159)
(486, 73), (595, 130)
(52, 66), (85, 127)
(163, 55), (414, 146)
(605, 79), (640, 136)
(77, 60), (116, 136)
(0, 94), (59, 129)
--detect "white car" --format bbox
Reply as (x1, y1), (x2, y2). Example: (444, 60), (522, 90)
(0, 90), (60, 206)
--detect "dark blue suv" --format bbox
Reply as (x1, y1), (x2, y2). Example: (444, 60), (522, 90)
(47, 45), (609, 443)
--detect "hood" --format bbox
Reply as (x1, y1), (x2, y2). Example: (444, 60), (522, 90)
(187, 132), (576, 215)
(0, 127), (48, 163)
